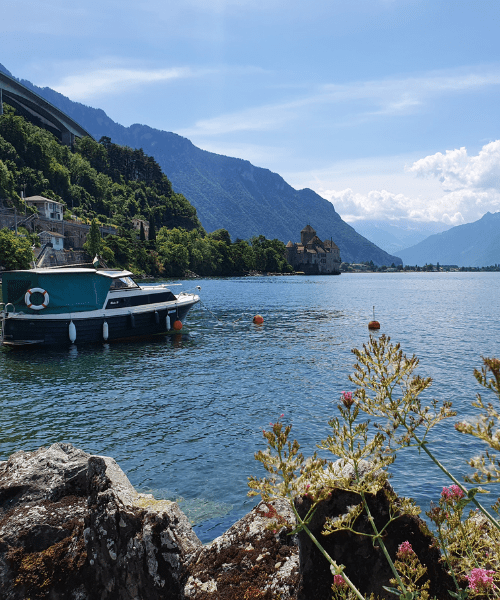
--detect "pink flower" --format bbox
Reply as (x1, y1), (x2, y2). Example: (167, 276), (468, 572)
(467, 568), (495, 592)
(341, 391), (354, 408)
(441, 484), (465, 501)
(397, 541), (414, 558)
(333, 574), (347, 587)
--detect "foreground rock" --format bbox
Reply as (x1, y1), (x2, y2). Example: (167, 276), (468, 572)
(184, 498), (299, 599)
(295, 478), (455, 599)
(0, 443), (200, 599)
(0, 444), (454, 599)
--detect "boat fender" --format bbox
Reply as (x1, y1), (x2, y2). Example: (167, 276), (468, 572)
(154, 310), (160, 325)
(129, 312), (136, 328)
(25, 288), (49, 310)
(69, 320), (77, 343)
(173, 319), (183, 331)
(166, 314), (171, 330)
(103, 321), (109, 341)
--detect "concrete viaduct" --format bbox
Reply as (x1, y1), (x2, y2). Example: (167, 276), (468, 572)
(0, 70), (91, 145)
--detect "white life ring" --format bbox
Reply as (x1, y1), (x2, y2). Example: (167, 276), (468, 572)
(25, 288), (49, 310)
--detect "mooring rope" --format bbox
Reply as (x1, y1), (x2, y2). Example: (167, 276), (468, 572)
(197, 299), (247, 325)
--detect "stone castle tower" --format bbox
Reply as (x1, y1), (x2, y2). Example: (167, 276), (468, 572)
(286, 225), (341, 275)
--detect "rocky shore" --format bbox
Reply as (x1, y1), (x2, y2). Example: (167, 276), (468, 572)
(0, 443), (452, 599)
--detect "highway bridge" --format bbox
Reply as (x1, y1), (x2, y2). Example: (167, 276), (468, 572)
(0, 70), (91, 145)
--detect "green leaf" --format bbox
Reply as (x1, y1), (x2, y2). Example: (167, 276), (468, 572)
(382, 586), (401, 596)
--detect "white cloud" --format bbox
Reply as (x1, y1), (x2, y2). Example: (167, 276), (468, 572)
(180, 66), (500, 138)
(409, 140), (500, 191)
(50, 66), (198, 101)
(323, 141), (500, 225)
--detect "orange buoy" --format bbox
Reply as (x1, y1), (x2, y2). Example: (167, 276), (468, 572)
(253, 314), (264, 324)
(173, 319), (183, 331)
(368, 306), (380, 329)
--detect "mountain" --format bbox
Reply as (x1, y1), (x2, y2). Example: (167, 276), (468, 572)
(397, 212), (500, 267)
(0, 64), (402, 266)
(351, 219), (452, 255)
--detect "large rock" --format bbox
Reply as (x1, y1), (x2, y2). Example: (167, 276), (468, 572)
(295, 475), (455, 599)
(0, 443), (201, 600)
(183, 498), (299, 599)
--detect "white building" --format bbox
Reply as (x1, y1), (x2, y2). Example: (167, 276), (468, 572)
(25, 195), (64, 221)
(39, 230), (65, 250)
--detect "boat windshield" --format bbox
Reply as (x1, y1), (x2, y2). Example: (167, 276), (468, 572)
(109, 276), (139, 291)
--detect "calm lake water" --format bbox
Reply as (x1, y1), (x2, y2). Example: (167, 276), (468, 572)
(1, 273), (499, 542)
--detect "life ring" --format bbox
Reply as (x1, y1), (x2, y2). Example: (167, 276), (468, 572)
(25, 288), (49, 310)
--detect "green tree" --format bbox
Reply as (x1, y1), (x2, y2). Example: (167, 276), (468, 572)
(0, 228), (34, 270)
(83, 218), (102, 258)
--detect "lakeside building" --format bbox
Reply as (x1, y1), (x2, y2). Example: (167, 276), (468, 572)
(285, 224), (341, 275)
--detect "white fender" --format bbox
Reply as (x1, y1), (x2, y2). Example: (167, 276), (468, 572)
(69, 320), (77, 343)
(103, 321), (109, 341)
(166, 314), (171, 330)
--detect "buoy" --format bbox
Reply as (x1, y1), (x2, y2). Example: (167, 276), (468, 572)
(103, 321), (109, 341)
(173, 319), (183, 331)
(368, 306), (380, 330)
(253, 314), (264, 324)
(69, 320), (77, 343)
(166, 314), (171, 330)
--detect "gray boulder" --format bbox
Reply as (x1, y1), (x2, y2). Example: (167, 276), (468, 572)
(0, 443), (201, 600)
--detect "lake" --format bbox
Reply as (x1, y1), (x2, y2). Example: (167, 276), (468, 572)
(1, 272), (499, 543)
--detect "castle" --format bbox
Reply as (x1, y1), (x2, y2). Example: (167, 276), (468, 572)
(285, 225), (341, 275)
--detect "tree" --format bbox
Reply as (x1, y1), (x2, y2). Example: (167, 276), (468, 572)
(83, 218), (102, 258)
(0, 228), (34, 270)
(148, 215), (156, 241)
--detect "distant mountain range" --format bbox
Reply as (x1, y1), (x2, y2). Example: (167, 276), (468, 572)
(0, 63), (402, 266)
(351, 219), (452, 255)
(396, 211), (500, 267)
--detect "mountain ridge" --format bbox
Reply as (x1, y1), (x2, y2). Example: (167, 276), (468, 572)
(397, 211), (500, 267)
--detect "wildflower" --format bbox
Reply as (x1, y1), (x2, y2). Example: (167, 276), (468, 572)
(333, 574), (347, 587)
(466, 568), (495, 592)
(340, 391), (354, 408)
(397, 541), (414, 558)
(441, 484), (464, 501)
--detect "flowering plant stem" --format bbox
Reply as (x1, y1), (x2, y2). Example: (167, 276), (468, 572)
(358, 491), (408, 594)
(415, 432), (500, 533)
(292, 507), (365, 600)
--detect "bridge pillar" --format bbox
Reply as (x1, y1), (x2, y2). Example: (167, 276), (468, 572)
(61, 130), (75, 146)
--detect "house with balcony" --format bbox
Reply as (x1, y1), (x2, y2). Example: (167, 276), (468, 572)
(25, 196), (64, 221)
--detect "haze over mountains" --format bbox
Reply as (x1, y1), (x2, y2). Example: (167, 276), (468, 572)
(0, 63), (403, 266)
(351, 220), (452, 256)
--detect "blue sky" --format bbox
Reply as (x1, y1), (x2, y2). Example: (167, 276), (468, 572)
(2, 0), (500, 226)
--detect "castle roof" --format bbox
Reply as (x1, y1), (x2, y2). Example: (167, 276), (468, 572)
(323, 239), (340, 251)
(301, 224), (316, 234)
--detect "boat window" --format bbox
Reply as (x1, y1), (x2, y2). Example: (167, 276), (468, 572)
(109, 276), (139, 291)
